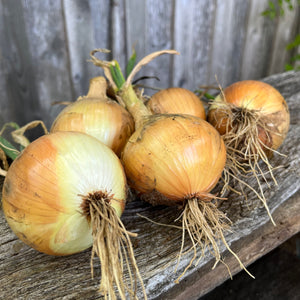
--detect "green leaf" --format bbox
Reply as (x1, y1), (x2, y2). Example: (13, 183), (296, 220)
(0, 136), (20, 160)
(204, 93), (215, 100)
(290, 54), (300, 62)
(280, 7), (285, 16)
(261, 10), (270, 17)
(284, 0), (294, 10)
(110, 61), (126, 90)
(194, 89), (215, 100)
(269, 1), (275, 10)
(126, 48), (137, 78)
(286, 34), (300, 51)
(285, 63), (294, 71)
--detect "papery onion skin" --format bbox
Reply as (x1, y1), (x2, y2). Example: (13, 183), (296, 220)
(51, 77), (134, 157)
(147, 87), (206, 120)
(122, 114), (226, 202)
(208, 80), (290, 151)
(2, 131), (126, 256)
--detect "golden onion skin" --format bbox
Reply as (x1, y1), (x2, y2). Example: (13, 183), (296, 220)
(122, 114), (226, 202)
(2, 132), (126, 256)
(51, 98), (134, 156)
(147, 87), (206, 119)
(208, 80), (290, 151)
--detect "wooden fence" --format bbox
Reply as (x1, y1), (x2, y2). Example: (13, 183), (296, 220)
(0, 0), (299, 128)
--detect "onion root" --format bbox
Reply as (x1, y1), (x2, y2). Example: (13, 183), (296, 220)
(81, 191), (146, 300)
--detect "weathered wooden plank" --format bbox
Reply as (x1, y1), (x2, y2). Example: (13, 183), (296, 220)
(209, 0), (250, 87)
(241, 0), (277, 80)
(0, 0), (41, 127)
(0, 71), (299, 299)
(142, 0), (174, 91)
(125, 0), (146, 64)
(89, 0), (111, 51)
(201, 235), (300, 300)
(172, 0), (216, 90)
(62, 0), (109, 98)
(165, 191), (300, 300)
(0, 0), (12, 127)
(20, 0), (75, 128)
(1, 0), (299, 131)
(111, 0), (127, 71)
(268, 0), (300, 74)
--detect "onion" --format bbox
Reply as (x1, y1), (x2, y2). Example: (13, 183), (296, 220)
(2, 131), (145, 299)
(50, 76), (134, 156)
(122, 114), (225, 201)
(207, 80), (290, 224)
(147, 87), (206, 119)
(91, 49), (253, 281)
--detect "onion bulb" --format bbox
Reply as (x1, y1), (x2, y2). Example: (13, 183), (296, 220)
(2, 131), (145, 299)
(50, 76), (134, 156)
(122, 114), (225, 201)
(147, 87), (206, 119)
(91, 49), (253, 281)
(207, 80), (290, 224)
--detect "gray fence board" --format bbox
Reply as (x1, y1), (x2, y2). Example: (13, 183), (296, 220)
(269, 0), (300, 74)
(241, 0), (277, 80)
(1, 0), (41, 126)
(173, 0), (216, 90)
(0, 0), (299, 128)
(63, 0), (97, 98)
(21, 0), (73, 127)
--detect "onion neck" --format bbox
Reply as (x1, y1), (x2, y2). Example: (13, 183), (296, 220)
(85, 76), (107, 99)
(119, 84), (151, 129)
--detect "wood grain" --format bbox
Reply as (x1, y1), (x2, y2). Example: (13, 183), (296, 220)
(0, 0), (41, 126)
(241, 0), (276, 80)
(0, 71), (299, 299)
(173, 0), (216, 90)
(268, 0), (300, 74)
(20, 0), (74, 128)
(209, 0), (250, 87)
(62, 0), (99, 97)
(144, 0), (174, 90)
(0, 1), (299, 127)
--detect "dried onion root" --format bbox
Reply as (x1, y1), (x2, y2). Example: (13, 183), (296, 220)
(208, 80), (290, 225)
(82, 193), (142, 299)
(2, 132), (146, 300)
(91, 49), (253, 282)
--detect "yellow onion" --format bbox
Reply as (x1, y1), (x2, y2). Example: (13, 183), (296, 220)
(121, 94), (252, 280)
(2, 131), (144, 299)
(207, 80), (290, 224)
(122, 114), (225, 200)
(147, 87), (206, 119)
(208, 80), (289, 152)
(91, 49), (253, 281)
(51, 76), (134, 156)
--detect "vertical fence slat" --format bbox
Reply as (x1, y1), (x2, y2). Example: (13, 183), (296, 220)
(125, 0), (146, 66)
(241, 0), (277, 80)
(89, 0), (111, 51)
(0, 0), (41, 126)
(209, 0), (250, 88)
(173, 0), (216, 90)
(143, 0), (174, 91)
(62, 0), (99, 98)
(111, 0), (127, 71)
(21, 0), (75, 128)
(0, 0), (298, 128)
(0, 1), (12, 126)
(268, 0), (299, 74)
(62, 0), (112, 96)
